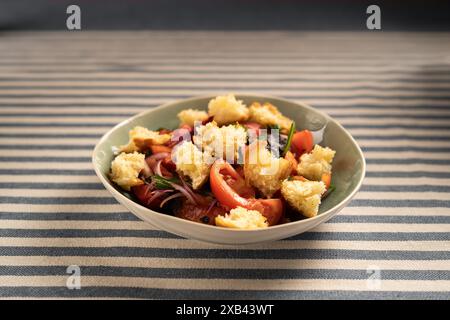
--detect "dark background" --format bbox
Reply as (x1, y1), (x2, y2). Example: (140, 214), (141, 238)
(0, 0), (450, 31)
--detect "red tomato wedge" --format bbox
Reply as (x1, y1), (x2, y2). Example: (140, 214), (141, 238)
(291, 130), (314, 156)
(210, 160), (254, 209)
(210, 160), (283, 226)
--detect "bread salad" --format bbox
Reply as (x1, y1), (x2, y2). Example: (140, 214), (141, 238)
(109, 94), (336, 230)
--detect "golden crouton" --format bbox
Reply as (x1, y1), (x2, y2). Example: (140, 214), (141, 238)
(208, 94), (249, 126)
(297, 145), (336, 181)
(177, 109), (209, 127)
(244, 141), (292, 198)
(110, 152), (146, 191)
(248, 102), (293, 133)
(215, 206), (269, 230)
(281, 180), (326, 218)
(120, 126), (171, 153)
(193, 121), (247, 163)
(173, 141), (210, 189)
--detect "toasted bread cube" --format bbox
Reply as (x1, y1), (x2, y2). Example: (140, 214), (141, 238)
(281, 180), (326, 218)
(173, 141), (210, 189)
(248, 102), (293, 133)
(208, 94), (249, 126)
(194, 121), (247, 163)
(110, 152), (146, 191)
(120, 126), (171, 153)
(244, 141), (292, 198)
(177, 109), (209, 127)
(215, 206), (269, 229)
(297, 145), (336, 181)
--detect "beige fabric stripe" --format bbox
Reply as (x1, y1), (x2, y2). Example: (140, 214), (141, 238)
(1, 276), (449, 292)
(1, 256), (448, 271)
(1, 238), (448, 251)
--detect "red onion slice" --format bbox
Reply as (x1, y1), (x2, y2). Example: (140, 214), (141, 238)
(160, 192), (184, 208)
(169, 182), (197, 204)
(154, 159), (163, 177)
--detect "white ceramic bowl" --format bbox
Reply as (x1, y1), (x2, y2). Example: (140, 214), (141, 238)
(93, 94), (365, 244)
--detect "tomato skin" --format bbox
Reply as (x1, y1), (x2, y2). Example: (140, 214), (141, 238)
(210, 160), (284, 226)
(248, 198), (284, 226)
(210, 160), (251, 209)
(291, 130), (314, 156)
(150, 145), (172, 154)
(321, 173), (332, 189)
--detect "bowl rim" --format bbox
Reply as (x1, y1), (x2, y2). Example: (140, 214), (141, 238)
(92, 93), (366, 233)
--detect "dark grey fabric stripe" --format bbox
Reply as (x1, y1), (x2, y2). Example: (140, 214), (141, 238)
(0, 287), (448, 299)
(0, 247), (448, 260)
(0, 197), (118, 205)
(365, 159), (450, 165)
(0, 157), (92, 163)
(0, 229), (448, 241)
(1, 266), (449, 280)
(0, 212), (139, 221)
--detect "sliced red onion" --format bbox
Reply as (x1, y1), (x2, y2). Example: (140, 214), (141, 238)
(154, 159), (163, 177)
(179, 174), (203, 204)
(145, 189), (172, 206)
(159, 192), (184, 208)
(205, 199), (217, 214)
(169, 182), (197, 204)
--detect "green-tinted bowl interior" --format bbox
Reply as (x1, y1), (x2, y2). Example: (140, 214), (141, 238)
(94, 94), (365, 216)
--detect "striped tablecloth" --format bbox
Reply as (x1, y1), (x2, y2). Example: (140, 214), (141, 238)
(0, 31), (449, 299)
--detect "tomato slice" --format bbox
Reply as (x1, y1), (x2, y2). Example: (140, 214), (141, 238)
(210, 160), (283, 225)
(210, 160), (252, 209)
(291, 130), (314, 156)
(321, 173), (332, 189)
(247, 198), (284, 226)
